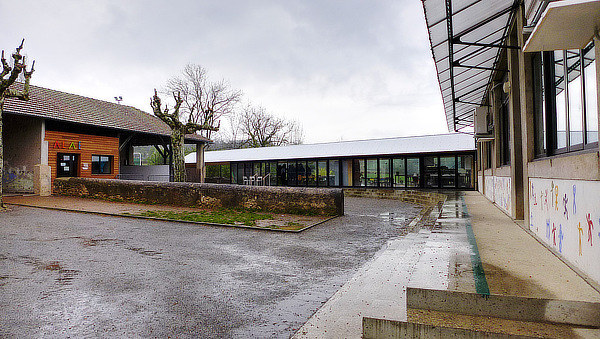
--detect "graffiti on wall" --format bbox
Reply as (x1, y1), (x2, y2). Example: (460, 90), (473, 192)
(2, 165), (34, 193)
(529, 178), (600, 285)
(483, 175), (512, 215)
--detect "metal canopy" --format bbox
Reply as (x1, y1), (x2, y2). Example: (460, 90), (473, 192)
(422, 0), (519, 132)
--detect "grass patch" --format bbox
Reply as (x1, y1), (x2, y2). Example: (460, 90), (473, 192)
(134, 209), (274, 226)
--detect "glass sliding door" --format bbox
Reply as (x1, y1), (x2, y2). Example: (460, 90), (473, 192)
(288, 162), (297, 186)
(458, 155), (473, 188)
(379, 158), (391, 187)
(297, 161), (306, 186)
(423, 156), (439, 188)
(392, 158), (405, 187)
(366, 159), (377, 187)
(440, 156), (456, 188)
(329, 160), (340, 186)
(307, 161), (317, 186)
(317, 160), (327, 186)
(406, 158), (420, 187)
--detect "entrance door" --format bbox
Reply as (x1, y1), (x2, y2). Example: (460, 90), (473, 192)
(57, 153), (78, 177)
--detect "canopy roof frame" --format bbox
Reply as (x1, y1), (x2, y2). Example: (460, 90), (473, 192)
(423, 0), (521, 132)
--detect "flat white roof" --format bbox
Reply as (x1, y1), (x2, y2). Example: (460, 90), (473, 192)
(188, 133), (475, 164)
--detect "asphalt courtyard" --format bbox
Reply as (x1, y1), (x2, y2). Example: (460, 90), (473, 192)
(0, 197), (421, 338)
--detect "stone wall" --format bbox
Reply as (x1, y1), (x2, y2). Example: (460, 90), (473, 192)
(53, 178), (344, 216)
(343, 188), (446, 206)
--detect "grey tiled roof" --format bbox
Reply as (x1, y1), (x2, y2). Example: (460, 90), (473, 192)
(4, 83), (208, 143)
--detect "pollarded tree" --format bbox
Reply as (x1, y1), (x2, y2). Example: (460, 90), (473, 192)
(150, 89), (219, 182)
(165, 64), (243, 141)
(0, 40), (35, 209)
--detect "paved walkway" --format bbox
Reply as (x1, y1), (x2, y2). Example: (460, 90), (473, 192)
(294, 191), (600, 338)
(5, 192), (600, 338)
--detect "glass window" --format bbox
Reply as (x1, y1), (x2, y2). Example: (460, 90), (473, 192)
(307, 161), (317, 186)
(277, 162), (287, 186)
(584, 44), (598, 144)
(554, 50), (568, 150)
(268, 162), (277, 186)
(329, 160), (340, 186)
(392, 158), (405, 187)
(231, 163), (238, 184)
(287, 162), (297, 186)
(532, 53), (546, 156)
(237, 163), (244, 184)
(297, 161), (306, 186)
(352, 159), (365, 187)
(567, 49), (584, 148)
(366, 159), (377, 187)
(379, 158), (391, 187)
(423, 156), (438, 188)
(317, 161), (328, 186)
(92, 155), (112, 174)
(458, 155), (473, 188)
(406, 158), (420, 187)
(440, 156), (456, 188)
(254, 162), (262, 177)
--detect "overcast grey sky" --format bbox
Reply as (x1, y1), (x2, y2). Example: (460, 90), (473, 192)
(1, 0), (448, 143)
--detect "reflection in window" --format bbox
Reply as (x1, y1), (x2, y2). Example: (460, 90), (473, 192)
(379, 158), (391, 187)
(288, 162), (297, 186)
(317, 161), (327, 186)
(297, 161), (306, 186)
(277, 162), (287, 186)
(307, 161), (316, 186)
(392, 158), (405, 187)
(555, 50), (567, 149)
(423, 156), (439, 188)
(329, 160), (340, 186)
(92, 155), (112, 174)
(458, 155), (473, 188)
(440, 156), (456, 188)
(407, 158), (420, 187)
(567, 49), (583, 147)
(366, 159), (377, 187)
(584, 44), (598, 144)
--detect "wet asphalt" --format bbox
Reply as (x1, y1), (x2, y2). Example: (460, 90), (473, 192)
(0, 197), (420, 339)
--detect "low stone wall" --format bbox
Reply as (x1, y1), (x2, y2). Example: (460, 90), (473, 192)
(53, 178), (344, 216)
(343, 188), (446, 206)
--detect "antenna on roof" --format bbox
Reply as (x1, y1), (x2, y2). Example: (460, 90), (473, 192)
(114, 96), (123, 104)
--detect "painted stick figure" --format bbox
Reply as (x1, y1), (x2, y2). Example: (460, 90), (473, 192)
(558, 224), (564, 253)
(562, 194), (568, 220)
(577, 222), (584, 256)
(554, 185), (559, 211)
(572, 185), (576, 215)
(586, 213), (594, 246)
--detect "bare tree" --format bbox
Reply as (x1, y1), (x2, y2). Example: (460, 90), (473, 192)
(165, 64), (243, 140)
(150, 89), (218, 182)
(233, 102), (304, 148)
(0, 40), (34, 209)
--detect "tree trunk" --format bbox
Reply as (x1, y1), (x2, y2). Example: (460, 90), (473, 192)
(171, 128), (186, 182)
(0, 100), (4, 209)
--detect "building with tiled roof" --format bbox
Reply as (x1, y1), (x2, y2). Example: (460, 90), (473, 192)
(3, 83), (209, 195)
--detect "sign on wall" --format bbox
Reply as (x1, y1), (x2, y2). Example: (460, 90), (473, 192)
(529, 178), (600, 285)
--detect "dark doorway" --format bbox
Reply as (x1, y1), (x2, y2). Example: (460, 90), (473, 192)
(57, 153), (78, 177)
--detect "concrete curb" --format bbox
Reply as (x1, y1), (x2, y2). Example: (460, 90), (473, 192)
(5, 202), (337, 233)
(362, 317), (535, 338)
(407, 287), (600, 327)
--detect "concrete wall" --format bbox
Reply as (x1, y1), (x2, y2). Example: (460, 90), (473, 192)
(119, 165), (170, 182)
(3, 115), (43, 193)
(53, 177), (344, 216)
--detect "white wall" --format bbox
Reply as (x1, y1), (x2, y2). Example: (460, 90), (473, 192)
(119, 165), (170, 182)
(529, 178), (600, 286)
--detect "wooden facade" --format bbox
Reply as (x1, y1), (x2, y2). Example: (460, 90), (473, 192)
(45, 130), (120, 185)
